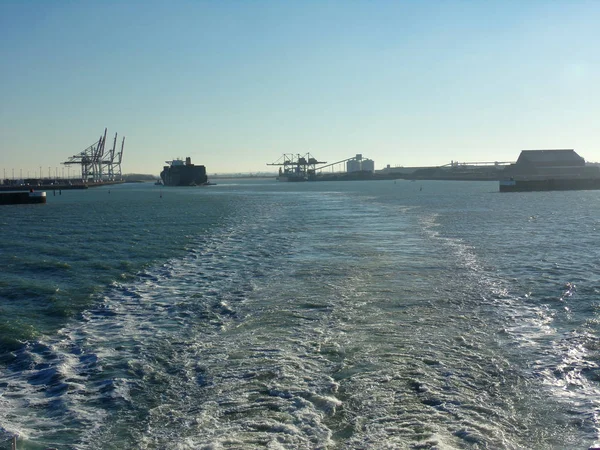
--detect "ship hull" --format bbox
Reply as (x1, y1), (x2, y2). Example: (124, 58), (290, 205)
(160, 165), (207, 186)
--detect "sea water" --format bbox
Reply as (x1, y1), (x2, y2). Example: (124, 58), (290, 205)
(1, 179), (600, 449)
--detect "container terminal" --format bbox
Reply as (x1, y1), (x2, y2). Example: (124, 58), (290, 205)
(1, 128), (125, 192)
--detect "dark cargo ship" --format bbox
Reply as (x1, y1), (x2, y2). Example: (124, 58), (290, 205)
(160, 157), (208, 186)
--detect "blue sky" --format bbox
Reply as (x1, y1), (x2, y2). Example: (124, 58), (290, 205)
(1, 1), (599, 176)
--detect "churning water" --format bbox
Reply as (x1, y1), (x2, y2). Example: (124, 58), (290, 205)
(1, 179), (600, 449)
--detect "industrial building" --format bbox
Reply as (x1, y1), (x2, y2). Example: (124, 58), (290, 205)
(346, 154), (375, 173)
(500, 149), (600, 192)
(503, 149), (598, 179)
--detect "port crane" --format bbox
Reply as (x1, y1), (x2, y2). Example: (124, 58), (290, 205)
(267, 153), (326, 179)
(62, 128), (125, 182)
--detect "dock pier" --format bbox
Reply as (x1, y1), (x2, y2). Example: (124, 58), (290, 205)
(0, 191), (46, 205)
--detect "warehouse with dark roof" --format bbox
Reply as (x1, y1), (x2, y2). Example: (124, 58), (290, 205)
(500, 149), (600, 191)
(504, 149), (598, 180)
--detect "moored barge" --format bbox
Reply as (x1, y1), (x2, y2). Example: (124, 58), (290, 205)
(0, 191), (46, 205)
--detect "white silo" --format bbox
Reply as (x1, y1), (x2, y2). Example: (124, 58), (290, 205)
(362, 159), (375, 173)
(347, 159), (362, 173)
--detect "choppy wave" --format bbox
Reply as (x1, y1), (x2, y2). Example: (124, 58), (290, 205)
(1, 182), (600, 449)
(418, 203), (600, 449)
